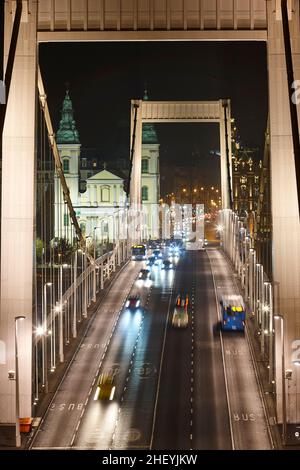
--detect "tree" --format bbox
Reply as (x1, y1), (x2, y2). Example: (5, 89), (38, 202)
(51, 237), (76, 264)
(36, 238), (44, 264)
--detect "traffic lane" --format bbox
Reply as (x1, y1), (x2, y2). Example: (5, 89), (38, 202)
(72, 271), (154, 449)
(193, 251), (232, 450)
(112, 268), (176, 449)
(152, 252), (194, 450)
(208, 248), (271, 449)
(31, 261), (141, 449)
(222, 333), (270, 449)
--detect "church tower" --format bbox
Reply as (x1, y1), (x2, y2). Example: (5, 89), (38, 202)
(141, 89), (160, 240)
(55, 89), (81, 240)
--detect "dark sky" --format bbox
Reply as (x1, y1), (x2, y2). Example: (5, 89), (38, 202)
(39, 41), (268, 176)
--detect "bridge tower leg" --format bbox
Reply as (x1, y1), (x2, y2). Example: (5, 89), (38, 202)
(129, 99), (143, 244)
(267, 0), (300, 425)
(219, 99), (232, 210)
(0, 1), (37, 423)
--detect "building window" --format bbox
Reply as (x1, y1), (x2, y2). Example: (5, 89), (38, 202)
(64, 214), (69, 227)
(142, 159), (149, 173)
(81, 158), (87, 168)
(63, 159), (70, 173)
(92, 160), (97, 168)
(142, 186), (148, 201)
(101, 186), (110, 202)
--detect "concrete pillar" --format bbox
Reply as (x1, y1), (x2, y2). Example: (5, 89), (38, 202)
(0, 1), (37, 423)
(219, 99), (232, 210)
(129, 100), (142, 244)
(267, 0), (300, 423)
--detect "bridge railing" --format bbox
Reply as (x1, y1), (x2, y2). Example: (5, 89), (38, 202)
(33, 240), (129, 401)
(219, 209), (274, 385)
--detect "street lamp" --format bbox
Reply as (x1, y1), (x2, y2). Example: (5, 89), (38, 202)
(274, 314), (287, 445)
(15, 315), (26, 448)
(43, 282), (52, 393)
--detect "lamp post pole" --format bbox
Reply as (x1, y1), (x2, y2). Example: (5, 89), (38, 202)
(43, 283), (52, 393)
(15, 316), (26, 448)
(275, 314), (287, 445)
(93, 227), (102, 302)
(73, 250), (78, 338)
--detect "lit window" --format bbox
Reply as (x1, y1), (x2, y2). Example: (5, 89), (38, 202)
(142, 159), (149, 173)
(63, 159), (70, 173)
(142, 186), (148, 201)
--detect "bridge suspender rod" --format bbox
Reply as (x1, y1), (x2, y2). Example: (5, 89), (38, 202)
(223, 100), (233, 210)
(281, 0), (300, 219)
(37, 67), (95, 264)
(126, 103), (139, 201)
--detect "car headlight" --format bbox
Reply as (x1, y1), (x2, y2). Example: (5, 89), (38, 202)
(132, 256), (136, 260)
(109, 386), (116, 401)
(126, 300), (129, 307)
(136, 300), (140, 307)
(139, 273), (142, 278)
(170, 264), (173, 268)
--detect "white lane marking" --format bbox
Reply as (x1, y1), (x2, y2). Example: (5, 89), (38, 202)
(150, 277), (175, 450)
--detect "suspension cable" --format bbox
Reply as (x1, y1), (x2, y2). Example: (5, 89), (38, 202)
(37, 66), (95, 264)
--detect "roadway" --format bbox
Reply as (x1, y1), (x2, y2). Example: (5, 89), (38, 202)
(30, 260), (142, 449)
(151, 250), (232, 450)
(30, 244), (272, 450)
(207, 249), (272, 450)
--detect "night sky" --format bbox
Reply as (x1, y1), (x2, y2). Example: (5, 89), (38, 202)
(39, 41), (268, 182)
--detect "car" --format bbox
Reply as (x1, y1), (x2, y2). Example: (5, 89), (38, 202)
(147, 240), (156, 249)
(146, 255), (156, 266)
(94, 372), (116, 401)
(161, 259), (174, 270)
(172, 294), (189, 328)
(126, 295), (141, 309)
(138, 268), (151, 280)
(153, 249), (162, 259)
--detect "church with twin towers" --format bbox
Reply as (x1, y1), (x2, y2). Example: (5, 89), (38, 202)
(54, 88), (160, 246)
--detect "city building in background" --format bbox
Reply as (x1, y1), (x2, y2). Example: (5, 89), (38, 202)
(232, 147), (262, 217)
(54, 89), (160, 243)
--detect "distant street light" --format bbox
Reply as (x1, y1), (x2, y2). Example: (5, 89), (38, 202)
(15, 315), (26, 448)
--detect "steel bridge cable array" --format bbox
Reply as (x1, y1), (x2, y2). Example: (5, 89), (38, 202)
(34, 69), (129, 404)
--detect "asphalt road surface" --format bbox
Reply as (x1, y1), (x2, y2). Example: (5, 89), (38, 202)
(30, 246), (272, 450)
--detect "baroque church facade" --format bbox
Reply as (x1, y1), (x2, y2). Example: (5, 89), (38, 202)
(54, 89), (160, 245)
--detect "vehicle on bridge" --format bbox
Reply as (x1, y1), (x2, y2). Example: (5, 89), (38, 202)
(172, 294), (189, 328)
(146, 255), (156, 267)
(161, 259), (174, 270)
(131, 244), (147, 261)
(126, 295), (141, 310)
(138, 268), (151, 280)
(220, 294), (246, 332)
(94, 372), (116, 401)
(153, 248), (162, 260)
